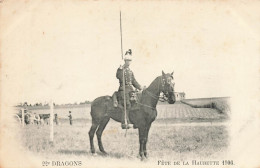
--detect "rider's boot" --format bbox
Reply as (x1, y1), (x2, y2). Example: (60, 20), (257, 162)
(120, 106), (131, 129)
(112, 92), (118, 107)
(121, 113), (131, 129)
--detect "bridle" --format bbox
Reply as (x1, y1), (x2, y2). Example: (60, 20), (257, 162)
(136, 76), (174, 109)
(144, 75), (174, 103)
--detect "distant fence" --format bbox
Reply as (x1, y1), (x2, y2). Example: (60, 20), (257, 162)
(17, 104), (188, 120)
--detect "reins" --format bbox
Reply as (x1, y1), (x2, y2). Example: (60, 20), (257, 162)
(145, 76), (168, 102)
(137, 76), (168, 110)
(146, 90), (168, 102)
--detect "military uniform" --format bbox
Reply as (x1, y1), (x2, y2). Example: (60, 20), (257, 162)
(68, 111), (72, 125)
(54, 114), (59, 125)
(115, 49), (142, 129)
(116, 66), (142, 109)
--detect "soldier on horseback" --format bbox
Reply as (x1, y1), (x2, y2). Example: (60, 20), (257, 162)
(113, 49), (144, 129)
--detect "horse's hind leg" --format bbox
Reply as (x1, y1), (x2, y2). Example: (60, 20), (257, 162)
(89, 120), (99, 154)
(96, 117), (110, 154)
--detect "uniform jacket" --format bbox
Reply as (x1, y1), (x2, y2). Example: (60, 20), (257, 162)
(68, 114), (72, 120)
(116, 66), (141, 91)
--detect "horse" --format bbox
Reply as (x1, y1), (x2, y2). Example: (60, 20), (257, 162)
(39, 114), (50, 125)
(89, 71), (176, 160)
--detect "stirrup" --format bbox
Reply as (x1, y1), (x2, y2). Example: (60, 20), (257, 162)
(121, 123), (131, 129)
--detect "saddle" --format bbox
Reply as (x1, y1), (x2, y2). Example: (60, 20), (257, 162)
(112, 91), (142, 110)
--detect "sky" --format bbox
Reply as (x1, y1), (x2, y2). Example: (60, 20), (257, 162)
(2, 0), (260, 105)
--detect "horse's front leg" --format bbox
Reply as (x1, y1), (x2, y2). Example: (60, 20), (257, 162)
(138, 127), (146, 160)
(143, 123), (151, 158)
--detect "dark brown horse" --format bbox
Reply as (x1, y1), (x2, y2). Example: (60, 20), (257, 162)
(89, 71), (176, 159)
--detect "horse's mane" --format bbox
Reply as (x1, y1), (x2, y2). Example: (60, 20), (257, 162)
(146, 76), (161, 91)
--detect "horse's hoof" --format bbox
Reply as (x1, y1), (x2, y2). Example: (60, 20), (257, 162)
(101, 151), (108, 156)
(91, 152), (97, 156)
(139, 153), (144, 161)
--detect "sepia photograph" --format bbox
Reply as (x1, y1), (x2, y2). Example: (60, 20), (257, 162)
(1, 0), (260, 168)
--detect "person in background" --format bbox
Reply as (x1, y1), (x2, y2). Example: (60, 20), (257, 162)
(34, 113), (40, 125)
(54, 113), (59, 125)
(30, 113), (36, 125)
(68, 111), (72, 125)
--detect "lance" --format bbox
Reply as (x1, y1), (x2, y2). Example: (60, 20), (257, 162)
(120, 11), (128, 133)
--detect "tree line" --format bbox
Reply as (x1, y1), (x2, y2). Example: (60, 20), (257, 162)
(17, 100), (92, 107)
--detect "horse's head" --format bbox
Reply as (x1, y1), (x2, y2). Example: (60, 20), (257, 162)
(161, 71), (176, 104)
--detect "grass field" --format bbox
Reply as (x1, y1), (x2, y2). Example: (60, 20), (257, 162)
(16, 97), (230, 164)
(18, 119), (229, 161)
